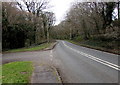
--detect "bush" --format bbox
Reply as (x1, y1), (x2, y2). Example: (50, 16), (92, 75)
(75, 36), (84, 41)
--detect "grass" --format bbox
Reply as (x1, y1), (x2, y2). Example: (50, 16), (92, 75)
(2, 61), (33, 84)
(4, 43), (52, 53)
(67, 40), (104, 49)
(0, 66), (2, 84)
(66, 40), (119, 55)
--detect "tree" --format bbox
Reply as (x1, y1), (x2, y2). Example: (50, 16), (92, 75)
(118, 1), (120, 19)
(52, 2), (118, 41)
(41, 12), (55, 43)
(2, 2), (27, 49)
(17, 0), (51, 43)
(2, 1), (56, 50)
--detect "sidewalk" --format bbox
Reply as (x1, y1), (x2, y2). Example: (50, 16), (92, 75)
(31, 65), (62, 83)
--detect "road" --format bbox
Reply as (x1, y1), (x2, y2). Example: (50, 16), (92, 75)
(2, 50), (53, 66)
(2, 40), (119, 83)
(52, 40), (119, 83)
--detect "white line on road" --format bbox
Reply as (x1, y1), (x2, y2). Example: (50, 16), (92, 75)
(62, 41), (120, 71)
(50, 50), (53, 54)
(50, 50), (53, 61)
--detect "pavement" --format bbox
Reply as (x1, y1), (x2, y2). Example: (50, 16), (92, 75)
(52, 40), (119, 83)
(31, 65), (61, 83)
(2, 40), (120, 83)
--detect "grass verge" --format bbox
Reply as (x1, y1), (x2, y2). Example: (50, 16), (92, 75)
(0, 66), (2, 84)
(66, 40), (119, 55)
(4, 43), (52, 53)
(2, 61), (33, 84)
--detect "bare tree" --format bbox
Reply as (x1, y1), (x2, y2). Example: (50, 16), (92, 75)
(118, 1), (120, 19)
(17, 0), (50, 16)
(16, 0), (52, 43)
(43, 12), (55, 43)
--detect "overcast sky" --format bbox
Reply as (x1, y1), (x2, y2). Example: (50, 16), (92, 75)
(49, 0), (76, 25)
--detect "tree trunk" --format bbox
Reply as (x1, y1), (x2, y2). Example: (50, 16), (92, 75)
(47, 26), (49, 43)
(70, 27), (72, 40)
(118, 1), (120, 19)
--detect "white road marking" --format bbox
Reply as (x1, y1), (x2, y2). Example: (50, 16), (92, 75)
(62, 41), (120, 71)
(50, 58), (53, 61)
(50, 54), (53, 57)
(50, 50), (53, 54)
(50, 50), (53, 61)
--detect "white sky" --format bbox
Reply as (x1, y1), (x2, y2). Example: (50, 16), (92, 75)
(49, 0), (76, 25)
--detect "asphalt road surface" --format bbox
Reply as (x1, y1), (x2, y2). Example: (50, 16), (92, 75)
(52, 40), (119, 83)
(2, 40), (119, 83)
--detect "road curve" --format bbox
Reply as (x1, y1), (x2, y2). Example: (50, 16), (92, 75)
(53, 40), (119, 83)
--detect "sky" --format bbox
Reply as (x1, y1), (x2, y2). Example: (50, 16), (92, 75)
(49, 0), (76, 25)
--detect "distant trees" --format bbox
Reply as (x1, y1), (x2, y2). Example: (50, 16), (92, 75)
(53, 2), (119, 41)
(2, 1), (119, 51)
(51, 2), (119, 51)
(2, 1), (55, 50)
